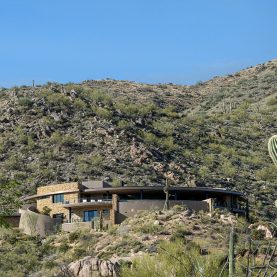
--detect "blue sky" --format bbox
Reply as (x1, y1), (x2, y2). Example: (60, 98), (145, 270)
(0, 0), (276, 87)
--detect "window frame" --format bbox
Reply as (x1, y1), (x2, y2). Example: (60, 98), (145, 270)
(52, 194), (64, 203)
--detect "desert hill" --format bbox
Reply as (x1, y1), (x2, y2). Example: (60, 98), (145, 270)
(0, 59), (276, 218)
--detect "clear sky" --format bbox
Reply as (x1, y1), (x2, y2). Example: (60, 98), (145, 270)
(0, 0), (276, 87)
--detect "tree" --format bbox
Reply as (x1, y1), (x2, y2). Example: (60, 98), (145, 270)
(0, 180), (22, 227)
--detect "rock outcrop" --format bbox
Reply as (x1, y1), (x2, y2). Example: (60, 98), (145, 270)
(61, 256), (120, 277)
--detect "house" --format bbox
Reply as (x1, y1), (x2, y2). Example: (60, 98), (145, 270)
(22, 180), (248, 233)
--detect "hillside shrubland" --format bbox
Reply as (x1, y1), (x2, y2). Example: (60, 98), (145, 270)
(0, 207), (276, 276)
(0, 59), (277, 219)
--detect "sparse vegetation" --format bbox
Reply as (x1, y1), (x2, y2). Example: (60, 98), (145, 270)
(0, 60), (276, 223)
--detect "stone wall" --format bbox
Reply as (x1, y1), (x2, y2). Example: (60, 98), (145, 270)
(62, 219), (112, 232)
(62, 222), (92, 232)
(19, 208), (61, 237)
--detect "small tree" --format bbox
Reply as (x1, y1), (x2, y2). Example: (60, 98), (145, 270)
(42, 206), (52, 216)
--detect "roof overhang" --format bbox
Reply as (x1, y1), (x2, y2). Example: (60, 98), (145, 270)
(23, 186), (246, 201)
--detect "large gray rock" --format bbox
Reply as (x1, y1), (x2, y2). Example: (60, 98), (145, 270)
(66, 256), (120, 277)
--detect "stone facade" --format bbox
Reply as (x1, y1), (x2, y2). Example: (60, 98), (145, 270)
(36, 182), (80, 222)
(37, 192), (79, 221)
(37, 182), (80, 195)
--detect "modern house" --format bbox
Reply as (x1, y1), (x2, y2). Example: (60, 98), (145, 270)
(22, 180), (248, 233)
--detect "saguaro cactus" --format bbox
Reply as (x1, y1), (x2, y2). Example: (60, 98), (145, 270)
(268, 135), (277, 167)
(269, 135), (277, 208)
(229, 227), (235, 277)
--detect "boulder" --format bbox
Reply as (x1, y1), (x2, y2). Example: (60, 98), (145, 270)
(257, 225), (273, 239)
(66, 256), (120, 277)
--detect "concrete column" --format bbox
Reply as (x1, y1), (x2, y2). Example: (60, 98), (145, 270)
(69, 207), (72, 223)
(111, 194), (119, 224)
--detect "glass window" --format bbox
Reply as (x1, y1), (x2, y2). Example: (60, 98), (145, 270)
(52, 194), (64, 203)
(83, 210), (98, 222)
(53, 213), (64, 219)
(102, 209), (110, 218)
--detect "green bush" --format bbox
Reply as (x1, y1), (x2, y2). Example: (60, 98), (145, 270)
(138, 223), (162, 235)
(121, 240), (227, 277)
(170, 227), (192, 242)
(85, 89), (112, 105)
(46, 93), (71, 107)
(251, 229), (265, 240)
(68, 231), (80, 243)
(42, 206), (52, 216)
(59, 241), (71, 253)
(73, 98), (87, 110)
(18, 97), (33, 108)
(153, 119), (175, 136)
(94, 106), (113, 119)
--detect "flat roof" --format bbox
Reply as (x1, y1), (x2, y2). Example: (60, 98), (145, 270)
(23, 185), (245, 201)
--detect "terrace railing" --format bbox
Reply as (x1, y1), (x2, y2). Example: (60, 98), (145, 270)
(63, 198), (112, 204)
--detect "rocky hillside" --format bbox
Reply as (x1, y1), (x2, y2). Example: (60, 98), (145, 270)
(0, 207), (275, 276)
(0, 59), (277, 218)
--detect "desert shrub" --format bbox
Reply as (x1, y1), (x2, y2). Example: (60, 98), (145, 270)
(251, 229), (265, 240)
(46, 93), (71, 107)
(102, 238), (144, 259)
(112, 177), (123, 187)
(160, 105), (179, 118)
(121, 240), (227, 277)
(220, 158), (236, 178)
(4, 155), (23, 170)
(141, 131), (159, 145)
(117, 119), (133, 129)
(159, 136), (178, 151)
(85, 89), (112, 105)
(72, 246), (87, 259)
(76, 154), (104, 176)
(61, 135), (75, 147)
(115, 102), (155, 117)
(255, 165), (277, 182)
(94, 107), (113, 119)
(68, 231), (81, 243)
(153, 118), (175, 136)
(266, 96), (277, 106)
(0, 231), (41, 276)
(59, 241), (71, 253)
(50, 132), (62, 145)
(138, 223), (162, 235)
(170, 227), (193, 242)
(199, 166), (210, 180)
(73, 98), (87, 110)
(18, 97), (33, 108)
(107, 225), (118, 235)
